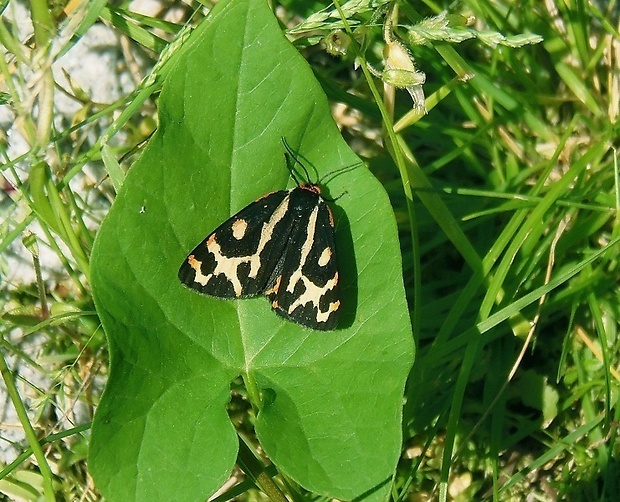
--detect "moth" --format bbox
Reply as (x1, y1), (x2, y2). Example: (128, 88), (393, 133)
(178, 146), (341, 330)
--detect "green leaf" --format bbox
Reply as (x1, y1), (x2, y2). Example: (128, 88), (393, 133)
(513, 370), (559, 427)
(89, 0), (413, 500)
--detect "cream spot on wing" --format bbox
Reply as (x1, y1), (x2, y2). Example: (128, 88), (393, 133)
(206, 237), (245, 296)
(286, 206), (319, 294)
(318, 247), (331, 267)
(231, 219), (248, 239)
(287, 271), (339, 322)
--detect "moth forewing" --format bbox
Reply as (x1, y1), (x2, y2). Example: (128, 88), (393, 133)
(178, 190), (295, 298)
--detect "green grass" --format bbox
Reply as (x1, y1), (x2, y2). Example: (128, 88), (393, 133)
(1, 0), (619, 500)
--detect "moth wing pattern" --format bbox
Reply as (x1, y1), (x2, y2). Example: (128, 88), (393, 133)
(179, 182), (342, 331)
(264, 187), (340, 330)
(178, 190), (295, 298)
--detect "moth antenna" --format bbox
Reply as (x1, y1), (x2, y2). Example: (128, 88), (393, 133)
(322, 189), (348, 203)
(281, 137), (363, 186)
(318, 161), (363, 185)
(284, 149), (303, 186)
(281, 137), (312, 184)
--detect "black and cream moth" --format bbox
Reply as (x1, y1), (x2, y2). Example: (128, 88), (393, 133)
(178, 178), (340, 330)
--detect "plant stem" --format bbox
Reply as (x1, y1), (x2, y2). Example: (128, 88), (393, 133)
(0, 350), (56, 501)
(237, 435), (289, 502)
(243, 370), (262, 413)
(332, 0), (423, 348)
(29, 0), (56, 147)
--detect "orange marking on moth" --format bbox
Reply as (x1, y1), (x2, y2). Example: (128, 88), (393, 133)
(326, 206), (335, 227)
(188, 254), (200, 269)
(187, 254), (210, 286)
(265, 275), (282, 296)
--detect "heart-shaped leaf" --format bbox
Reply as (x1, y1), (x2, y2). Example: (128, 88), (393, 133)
(89, 0), (414, 500)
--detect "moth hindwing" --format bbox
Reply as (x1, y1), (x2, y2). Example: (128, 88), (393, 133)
(178, 182), (340, 331)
